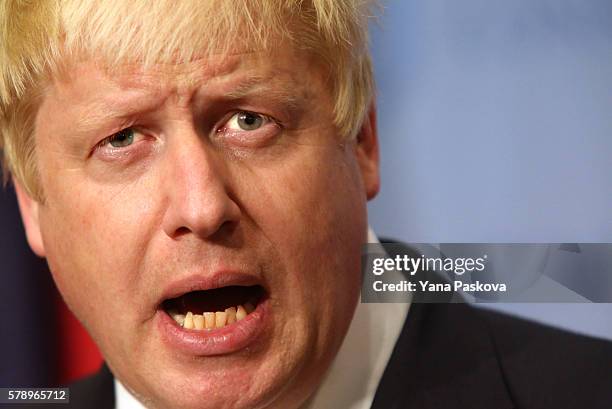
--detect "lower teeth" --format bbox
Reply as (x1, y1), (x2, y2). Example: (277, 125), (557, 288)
(169, 303), (255, 330)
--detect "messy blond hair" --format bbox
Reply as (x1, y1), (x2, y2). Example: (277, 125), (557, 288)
(0, 0), (376, 201)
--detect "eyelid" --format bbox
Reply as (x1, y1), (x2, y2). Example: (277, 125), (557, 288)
(217, 111), (280, 133)
(90, 127), (145, 160)
(214, 110), (283, 148)
(95, 127), (137, 148)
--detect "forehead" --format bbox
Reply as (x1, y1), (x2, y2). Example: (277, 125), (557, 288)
(44, 46), (327, 118)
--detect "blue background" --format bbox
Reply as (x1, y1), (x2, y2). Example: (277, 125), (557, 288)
(368, 0), (612, 340)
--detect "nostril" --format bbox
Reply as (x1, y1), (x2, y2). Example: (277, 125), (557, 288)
(219, 220), (237, 233)
(174, 226), (191, 237)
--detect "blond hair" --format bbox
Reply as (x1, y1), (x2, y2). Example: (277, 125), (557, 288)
(0, 0), (376, 201)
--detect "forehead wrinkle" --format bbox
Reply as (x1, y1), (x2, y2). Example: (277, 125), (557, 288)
(75, 101), (153, 137)
(74, 87), (168, 133)
(52, 52), (313, 140)
(46, 62), (171, 132)
(107, 56), (247, 107)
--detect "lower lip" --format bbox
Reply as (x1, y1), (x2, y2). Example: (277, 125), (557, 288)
(156, 299), (269, 356)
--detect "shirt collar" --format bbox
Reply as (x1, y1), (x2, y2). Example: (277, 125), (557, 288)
(299, 228), (411, 409)
(115, 228), (411, 409)
(115, 378), (144, 409)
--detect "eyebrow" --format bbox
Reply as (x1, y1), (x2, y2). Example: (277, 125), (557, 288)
(221, 76), (303, 112)
(73, 74), (308, 138)
(74, 90), (166, 137)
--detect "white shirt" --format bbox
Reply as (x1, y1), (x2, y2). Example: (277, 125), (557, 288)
(116, 229), (411, 409)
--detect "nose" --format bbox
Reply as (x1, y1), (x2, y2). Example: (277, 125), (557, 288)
(161, 133), (241, 240)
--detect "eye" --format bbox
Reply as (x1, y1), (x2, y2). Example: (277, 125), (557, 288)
(92, 127), (149, 160)
(105, 128), (135, 148)
(226, 111), (266, 131)
(214, 110), (281, 148)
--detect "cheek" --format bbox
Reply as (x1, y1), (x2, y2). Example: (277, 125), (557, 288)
(39, 180), (158, 329)
(235, 144), (366, 334)
(240, 146), (366, 246)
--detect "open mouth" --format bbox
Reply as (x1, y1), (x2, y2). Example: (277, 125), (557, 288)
(162, 285), (266, 330)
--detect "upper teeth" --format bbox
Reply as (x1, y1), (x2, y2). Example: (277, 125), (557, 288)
(169, 304), (255, 330)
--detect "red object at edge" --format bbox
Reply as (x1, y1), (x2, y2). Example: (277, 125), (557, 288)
(55, 292), (103, 385)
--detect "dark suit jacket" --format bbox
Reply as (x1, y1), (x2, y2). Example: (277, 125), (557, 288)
(66, 242), (612, 409)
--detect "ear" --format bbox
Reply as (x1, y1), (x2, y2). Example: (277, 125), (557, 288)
(354, 101), (380, 200)
(13, 181), (46, 257)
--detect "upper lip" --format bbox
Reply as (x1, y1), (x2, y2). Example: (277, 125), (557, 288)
(158, 270), (263, 306)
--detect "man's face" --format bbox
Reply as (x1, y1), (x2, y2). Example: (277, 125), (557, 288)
(17, 42), (379, 409)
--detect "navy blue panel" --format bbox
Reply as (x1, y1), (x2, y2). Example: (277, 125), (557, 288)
(0, 185), (57, 387)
